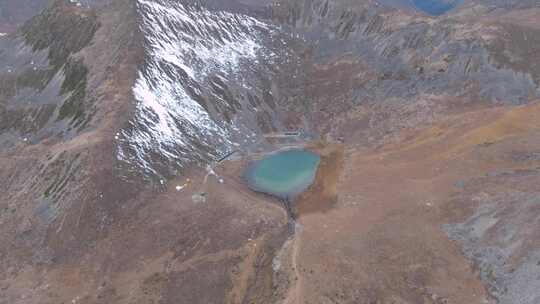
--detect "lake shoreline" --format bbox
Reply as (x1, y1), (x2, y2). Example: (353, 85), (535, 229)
(243, 149), (320, 201)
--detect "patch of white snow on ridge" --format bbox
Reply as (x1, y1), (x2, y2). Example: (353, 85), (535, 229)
(138, 0), (266, 81)
(118, 0), (269, 178)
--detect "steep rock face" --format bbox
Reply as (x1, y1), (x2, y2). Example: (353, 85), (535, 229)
(462, 0), (539, 10)
(0, 0), (99, 149)
(445, 172), (540, 304)
(272, 0), (538, 105)
(485, 22), (540, 85)
(0, 0), (49, 33)
(116, 0), (307, 180)
(0, 3), (103, 267)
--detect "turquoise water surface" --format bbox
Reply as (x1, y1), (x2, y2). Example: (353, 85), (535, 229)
(244, 150), (320, 199)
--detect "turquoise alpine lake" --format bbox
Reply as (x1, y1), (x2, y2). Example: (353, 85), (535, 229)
(244, 150), (320, 200)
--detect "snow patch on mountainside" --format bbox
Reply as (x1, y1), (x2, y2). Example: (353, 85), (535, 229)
(117, 0), (270, 179)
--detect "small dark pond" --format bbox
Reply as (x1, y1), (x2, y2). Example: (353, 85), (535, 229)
(412, 0), (461, 15)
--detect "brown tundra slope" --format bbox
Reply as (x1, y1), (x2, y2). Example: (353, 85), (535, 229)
(0, 0), (540, 303)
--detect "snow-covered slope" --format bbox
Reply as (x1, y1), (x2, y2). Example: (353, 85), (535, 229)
(118, 0), (287, 180)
